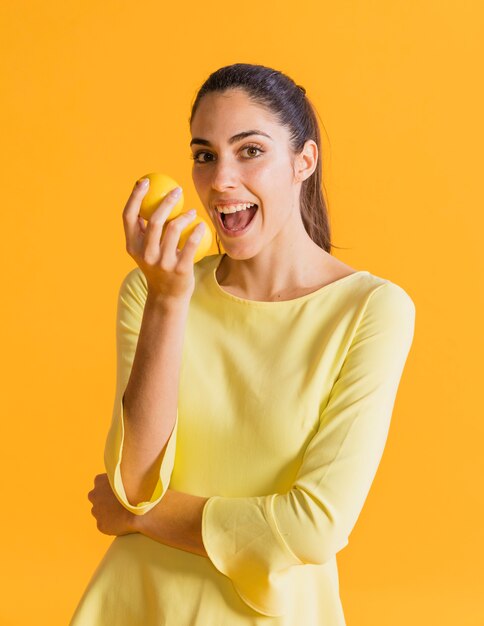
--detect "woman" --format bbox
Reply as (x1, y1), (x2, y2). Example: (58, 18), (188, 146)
(70, 63), (416, 625)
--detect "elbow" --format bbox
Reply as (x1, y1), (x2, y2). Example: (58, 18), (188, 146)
(111, 459), (166, 516)
(119, 458), (161, 508)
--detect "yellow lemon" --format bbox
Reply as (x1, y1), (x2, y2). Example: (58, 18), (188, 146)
(177, 214), (213, 264)
(136, 172), (212, 263)
(137, 172), (184, 221)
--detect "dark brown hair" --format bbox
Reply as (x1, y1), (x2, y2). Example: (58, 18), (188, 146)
(188, 63), (338, 255)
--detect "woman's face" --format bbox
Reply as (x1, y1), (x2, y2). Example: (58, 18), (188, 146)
(190, 88), (310, 259)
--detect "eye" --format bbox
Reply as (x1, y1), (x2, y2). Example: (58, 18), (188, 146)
(244, 145), (263, 158)
(190, 143), (264, 164)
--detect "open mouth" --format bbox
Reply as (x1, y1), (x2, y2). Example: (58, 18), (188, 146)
(217, 204), (259, 233)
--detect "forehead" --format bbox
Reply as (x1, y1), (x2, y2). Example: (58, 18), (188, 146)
(190, 89), (283, 140)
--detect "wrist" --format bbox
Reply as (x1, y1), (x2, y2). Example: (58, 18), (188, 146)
(129, 510), (145, 534)
(146, 291), (192, 313)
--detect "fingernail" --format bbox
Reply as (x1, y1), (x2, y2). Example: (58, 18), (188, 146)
(172, 186), (182, 196)
(188, 209), (196, 214)
(139, 178), (149, 187)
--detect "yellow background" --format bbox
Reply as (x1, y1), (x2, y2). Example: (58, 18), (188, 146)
(1, 1), (482, 624)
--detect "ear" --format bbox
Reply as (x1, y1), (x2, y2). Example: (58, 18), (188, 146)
(293, 140), (318, 184)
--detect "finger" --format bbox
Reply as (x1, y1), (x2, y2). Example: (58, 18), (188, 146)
(159, 211), (198, 266)
(123, 178), (150, 253)
(177, 221), (207, 271)
(138, 216), (147, 235)
(143, 187), (184, 261)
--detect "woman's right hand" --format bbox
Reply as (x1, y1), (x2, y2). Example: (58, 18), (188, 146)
(123, 178), (205, 305)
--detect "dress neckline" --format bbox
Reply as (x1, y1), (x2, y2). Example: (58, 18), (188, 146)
(210, 254), (369, 307)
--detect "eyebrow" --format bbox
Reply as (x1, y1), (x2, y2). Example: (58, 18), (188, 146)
(190, 130), (273, 147)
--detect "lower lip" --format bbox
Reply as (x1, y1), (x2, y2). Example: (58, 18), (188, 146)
(216, 206), (259, 238)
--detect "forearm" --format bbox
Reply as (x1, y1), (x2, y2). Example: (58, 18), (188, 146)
(121, 294), (190, 505)
(133, 488), (209, 558)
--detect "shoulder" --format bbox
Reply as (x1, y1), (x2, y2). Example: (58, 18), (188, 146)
(366, 277), (416, 318)
(319, 256), (415, 318)
(118, 266), (148, 306)
(326, 263), (416, 323)
(356, 276), (416, 344)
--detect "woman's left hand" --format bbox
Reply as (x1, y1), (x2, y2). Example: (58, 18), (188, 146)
(88, 473), (138, 536)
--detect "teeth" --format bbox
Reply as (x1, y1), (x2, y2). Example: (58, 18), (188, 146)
(216, 202), (256, 214)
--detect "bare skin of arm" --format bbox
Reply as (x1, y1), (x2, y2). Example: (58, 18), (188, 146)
(131, 487), (210, 558)
(121, 295), (190, 506)
(88, 473), (209, 558)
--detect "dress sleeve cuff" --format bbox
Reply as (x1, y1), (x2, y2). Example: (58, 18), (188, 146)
(201, 493), (303, 616)
(104, 393), (178, 516)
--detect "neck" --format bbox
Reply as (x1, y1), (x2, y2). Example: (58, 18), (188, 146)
(216, 218), (331, 301)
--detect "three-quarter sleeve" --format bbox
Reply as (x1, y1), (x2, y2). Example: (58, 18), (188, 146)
(103, 268), (178, 516)
(201, 281), (416, 616)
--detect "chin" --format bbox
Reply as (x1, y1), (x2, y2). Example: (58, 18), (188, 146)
(222, 244), (263, 261)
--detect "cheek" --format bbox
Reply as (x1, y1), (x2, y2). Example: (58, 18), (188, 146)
(249, 160), (272, 178)
(245, 166), (274, 199)
(192, 168), (208, 187)
(252, 157), (291, 188)
(192, 170), (212, 210)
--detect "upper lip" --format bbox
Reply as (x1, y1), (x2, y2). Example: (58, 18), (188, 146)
(212, 199), (258, 207)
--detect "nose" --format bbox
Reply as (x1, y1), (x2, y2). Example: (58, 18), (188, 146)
(210, 159), (238, 191)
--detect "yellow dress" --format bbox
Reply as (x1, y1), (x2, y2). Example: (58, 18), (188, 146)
(69, 253), (416, 625)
